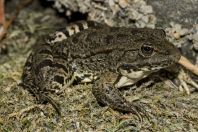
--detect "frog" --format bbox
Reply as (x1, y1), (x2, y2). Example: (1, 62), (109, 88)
(21, 21), (181, 118)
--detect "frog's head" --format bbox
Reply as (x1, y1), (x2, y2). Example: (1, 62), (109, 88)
(117, 28), (181, 82)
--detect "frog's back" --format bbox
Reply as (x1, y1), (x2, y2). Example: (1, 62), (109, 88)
(61, 26), (135, 56)
(55, 25), (170, 58)
(50, 26), (174, 72)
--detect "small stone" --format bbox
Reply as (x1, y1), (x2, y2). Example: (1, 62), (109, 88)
(4, 86), (11, 92)
(173, 32), (181, 39)
(192, 33), (198, 42)
(140, 5), (153, 14)
(192, 33), (198, 50)
(66, 10), (71, 16)
(118, 0), (128, 8)
(109, 0), (115, 7)
(141, 16), (149, 23)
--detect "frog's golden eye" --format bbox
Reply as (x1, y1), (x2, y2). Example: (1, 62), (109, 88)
(140, 44), (154, 57)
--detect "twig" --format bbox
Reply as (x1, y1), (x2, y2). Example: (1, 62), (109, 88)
(0, 0), (33, 41)
(8, 104), (44, 118)
(0, 0), (5, 36)
(178, 55), (198, 76)
(0, 0), (5, 24)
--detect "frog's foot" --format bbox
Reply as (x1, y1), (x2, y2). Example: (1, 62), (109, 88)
(176, 69), (198, 94)
(54, 71), (98, 95)
(92, 72), (147, 121)
(36, 93), (61, 115)
(74, 72), (98, 83)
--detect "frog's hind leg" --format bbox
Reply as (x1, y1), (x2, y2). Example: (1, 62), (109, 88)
(92, 72), (143, 121)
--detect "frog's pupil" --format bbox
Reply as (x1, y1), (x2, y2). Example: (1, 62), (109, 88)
(145, 46), (151, 51)
(141, 45), (154, 56)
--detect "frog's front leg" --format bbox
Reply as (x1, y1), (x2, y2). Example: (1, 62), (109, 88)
(92, 72), (144, 120)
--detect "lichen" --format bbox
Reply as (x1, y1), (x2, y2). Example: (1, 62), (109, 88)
(49, 0), (156, 28)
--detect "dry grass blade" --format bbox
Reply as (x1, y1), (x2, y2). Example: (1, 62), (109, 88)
(8, 104), (44, 119)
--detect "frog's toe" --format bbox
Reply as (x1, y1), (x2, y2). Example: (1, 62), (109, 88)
(176, 69), (198, 94)
(37, 94), (61, 115)
(133, 102), (151, 121)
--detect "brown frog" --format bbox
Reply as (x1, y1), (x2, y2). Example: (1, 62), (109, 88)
(21, 21), (181, 118)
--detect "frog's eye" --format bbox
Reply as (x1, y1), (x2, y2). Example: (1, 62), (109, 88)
(140, 44), (154, 57)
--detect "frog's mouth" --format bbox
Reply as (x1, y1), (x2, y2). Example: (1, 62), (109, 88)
(116, 67), (155, 88)
(117, 56), (177, 86)
(118, 61), (168, 73)
(119, 66), (157, 79)
(116, 64), (166, 88)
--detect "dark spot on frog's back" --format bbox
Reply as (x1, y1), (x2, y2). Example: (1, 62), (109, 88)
(109, 27), (119, 33)
(37, 47), (52, 55)
(131, 28), (141, 35)
(54, 75), (64, 86)
(53, 62), (68, 73)
(117, 34), (128, 38)
(116, 34), (129, 43)
(62, 30), (70, 37)
(153, 29), (166, 38)
(104, 35), (114, 44)
(35, 59), (53, 74)
(131, 28), (152, 37)
(71, 33), (80, 44)
(85, 31), (97, 42)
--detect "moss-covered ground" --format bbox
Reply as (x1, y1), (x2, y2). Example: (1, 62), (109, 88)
(0, 1), (198, 131)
